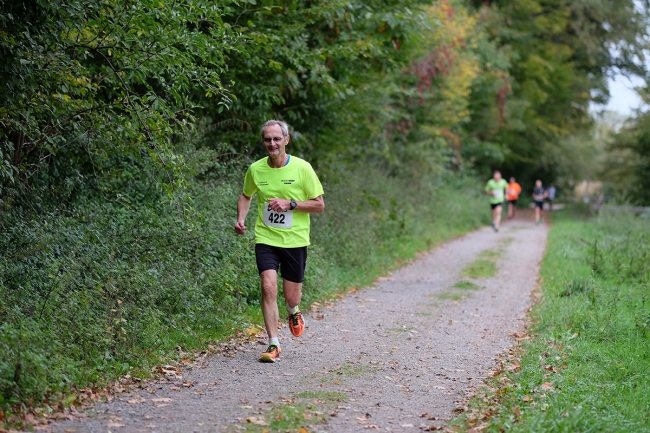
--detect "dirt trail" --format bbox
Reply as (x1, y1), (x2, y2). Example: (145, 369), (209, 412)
(48, 214), (549, 433)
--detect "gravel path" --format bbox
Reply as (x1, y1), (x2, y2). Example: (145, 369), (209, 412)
(47, 215), (549, 433)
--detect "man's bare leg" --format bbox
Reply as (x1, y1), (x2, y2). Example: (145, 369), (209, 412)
(283, 279), (303, 311)
(283, 278), (305, 336)
(493, 205), (502, 230)
(260, 270), (279, 339)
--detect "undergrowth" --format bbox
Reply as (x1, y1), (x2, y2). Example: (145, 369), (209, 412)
(451, 208), (650, 432)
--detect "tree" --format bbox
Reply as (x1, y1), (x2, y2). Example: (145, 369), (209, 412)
(463, 0), (650, 187)
(0, 0), (240, 207)
(604, 108), (650, 204)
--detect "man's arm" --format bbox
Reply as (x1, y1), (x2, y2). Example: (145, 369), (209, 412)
(484, 182), (495, 196)
(267, 196), (325, 213)
(234, 194), (252, 235)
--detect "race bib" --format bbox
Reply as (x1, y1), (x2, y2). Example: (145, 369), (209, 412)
(263, 204), (293, 229)
(493, 190), (503, 199)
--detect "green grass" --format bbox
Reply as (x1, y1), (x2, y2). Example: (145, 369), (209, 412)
(478, 249), (502, 260)
(329, 364), (368, 376)
(451, 209), (650, 432)
(453, 280), (482, 291)
(238, 391), (348, 433)
(462, 257), (497, 279)
(437, 291), (466, 301)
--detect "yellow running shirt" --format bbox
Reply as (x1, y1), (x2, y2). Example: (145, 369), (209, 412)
(484, 178), (508, 205)
(243, 156), (324, 248)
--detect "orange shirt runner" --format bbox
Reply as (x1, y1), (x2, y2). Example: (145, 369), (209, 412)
(506, 182), (522, 201)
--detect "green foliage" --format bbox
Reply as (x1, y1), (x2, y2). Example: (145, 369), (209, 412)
(463, 0), (650, 188)
(452, 209), (650, 432)
(0, 0), (240, 205)
(205, 0), (430, 157)
(603, 110), (650, 205)
(0, 167), (257, 407)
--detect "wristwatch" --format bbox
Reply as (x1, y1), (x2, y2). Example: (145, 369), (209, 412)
(290, 199), (297, 210)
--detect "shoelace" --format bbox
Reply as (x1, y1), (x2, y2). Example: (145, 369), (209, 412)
(289, 312), (301, 326)
(265, 345), (278, 353)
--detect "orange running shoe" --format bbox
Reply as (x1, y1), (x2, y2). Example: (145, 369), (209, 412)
(259, 344), (281, 363)
(288, 311), (305, 337)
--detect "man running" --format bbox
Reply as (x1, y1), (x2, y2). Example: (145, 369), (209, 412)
(547, 184), (556, 211)
(235, 120), (325, 362)
(484, 170), (508, 232)
(532, 179), (547, 224)
(506, 177), (522, 220)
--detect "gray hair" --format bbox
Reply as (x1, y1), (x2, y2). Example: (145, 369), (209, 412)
(260, 119), (289, 137)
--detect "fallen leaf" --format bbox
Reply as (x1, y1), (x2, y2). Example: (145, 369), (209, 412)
(170, 386), (180, 391)
(106, 421), (126, 428)
(507, 362), (521, 372)
(127, 398), (146, 404)
(376, 276), (394, 282)
(182, 381), (193, 387)
(246, 416), (268, 426)
(522, 395), (533, 402)
(64, 430), (77, 433)
(298, 428), (310, 433)
(510, 332), (529, 339)
(50, 413), (74, 420)
(145, 425), (156, 428)
(541, 382), (553, 390)
(151, 398), (173, 403)
(25, 413), (37, 425)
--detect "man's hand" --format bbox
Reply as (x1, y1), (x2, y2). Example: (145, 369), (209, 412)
(234, 220), (247, 235)
(235, 194), (252, 235)
(267, 198), (291, 212)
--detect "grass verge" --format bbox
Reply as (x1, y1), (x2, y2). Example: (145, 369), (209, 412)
(450, 208), (650, 432)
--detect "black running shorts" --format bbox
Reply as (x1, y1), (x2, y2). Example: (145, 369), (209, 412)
(534, 201), (544, 210)
(255, 244), (307, 283)
(490, 202), (503, 210)
(508, 199), (518, 206)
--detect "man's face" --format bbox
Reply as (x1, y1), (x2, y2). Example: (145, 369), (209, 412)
(509, 177), (515, 183)
(262, 124), (288, 160)
(494, 172), (502, 181)
(536, 180), (542, 188)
